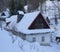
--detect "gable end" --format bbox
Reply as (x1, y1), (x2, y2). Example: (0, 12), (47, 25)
(28, 13), (50, 29)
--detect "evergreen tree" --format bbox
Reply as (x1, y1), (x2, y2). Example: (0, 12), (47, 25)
(9, 0), (24, 15)
(39, 0), (46, 13)
(16, 0), (24, 11)
(27, 0), (39, 12)
(9, 0), (15, 15)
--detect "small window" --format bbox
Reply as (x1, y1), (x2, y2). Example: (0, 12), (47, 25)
(33, 37), (36, 42)
(41, 36), (45, 42)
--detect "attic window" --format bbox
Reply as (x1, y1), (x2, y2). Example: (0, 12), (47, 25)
(28, 13), (50, 29)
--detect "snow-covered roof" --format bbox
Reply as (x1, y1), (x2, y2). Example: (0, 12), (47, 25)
(6, 15), (18, 29)
(4, 11), (10, 17)
(0, 11), (10, 18)
(16, 11), (54, 34)
(17, 11), (24, 15)
(6, 15), (17, 23)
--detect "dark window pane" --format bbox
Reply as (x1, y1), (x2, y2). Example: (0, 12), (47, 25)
(41, 36), (45, 42)
(33, 37), (36, 42)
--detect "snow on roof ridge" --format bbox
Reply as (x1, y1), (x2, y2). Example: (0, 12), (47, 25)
(17, 11), (40, 29)
(18, 11), (24, 14)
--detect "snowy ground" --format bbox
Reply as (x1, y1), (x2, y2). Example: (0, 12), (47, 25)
(0, 30), (60, 52)
(0, 19), (60, 52)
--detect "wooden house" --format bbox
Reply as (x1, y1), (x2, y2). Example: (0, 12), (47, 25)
(16, 11), (54, 45)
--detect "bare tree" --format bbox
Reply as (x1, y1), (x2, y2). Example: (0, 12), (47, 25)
(27, 0), (46, 12)
(27, 0), (39, 12)
(39, 0), (46, 13)
(52, 1), (60, 18)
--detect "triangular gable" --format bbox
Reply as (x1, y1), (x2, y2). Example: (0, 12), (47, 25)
(17, 12), (54, 34)
(1, 12), (6, 16)
(28, 13), (50, 29)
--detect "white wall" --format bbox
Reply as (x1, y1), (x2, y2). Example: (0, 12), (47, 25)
(26, 33), (51, 45)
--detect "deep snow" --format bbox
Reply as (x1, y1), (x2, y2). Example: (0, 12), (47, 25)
(0, 1), (60, 52)
(0, 21), (60, 52)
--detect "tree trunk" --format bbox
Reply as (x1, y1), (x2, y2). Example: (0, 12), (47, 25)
(40, 3), (43, 13)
